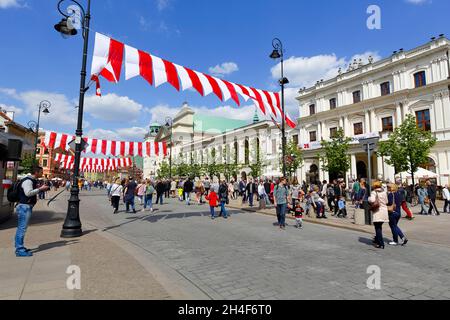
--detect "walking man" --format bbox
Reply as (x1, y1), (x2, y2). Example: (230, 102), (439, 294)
(13, 166), (49, 257)
(427, 180), (440, 215)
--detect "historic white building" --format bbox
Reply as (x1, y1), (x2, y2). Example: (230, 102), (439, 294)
(297, 35), (450, 186)
(143, 103), (298, 179)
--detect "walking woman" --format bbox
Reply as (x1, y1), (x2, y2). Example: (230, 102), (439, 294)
(356, 179), (367, 209)
(110, 178), (123, 214)
(368, 180), (389, 249)
(144, 179), (155, 213)
(417, 183), (429, 215)
(387, 184), (409, 246)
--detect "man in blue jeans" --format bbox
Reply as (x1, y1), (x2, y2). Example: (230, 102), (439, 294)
(274, 177), (289, 230)
(15, 166), (49, 257)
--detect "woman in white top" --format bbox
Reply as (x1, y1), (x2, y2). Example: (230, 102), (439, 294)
(368, 180), (389, 249)
(170, 180), (177, 198)
(110, 178), (124, 214)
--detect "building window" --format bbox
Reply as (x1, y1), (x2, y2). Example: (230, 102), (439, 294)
(42, 159), (48, 167)
(382, 116), (394, 132)
(414, 71), (426, 88)
(380, 82), (391, 96)
(272, 139), (277, 154)
(354, 122), (363, 135)
(416, 109), (431, 131)
(329, 98), (337, 110)
(330, 127), (338, 138)
(292, 135), (299, 146)
(353, 90), (361, 103)
(309, 131), (317, 142)
(309, 104), (316, 116)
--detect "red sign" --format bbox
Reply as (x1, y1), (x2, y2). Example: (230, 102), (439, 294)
(2, 179), (12, 189)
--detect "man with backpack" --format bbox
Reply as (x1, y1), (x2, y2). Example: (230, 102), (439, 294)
(8, 166), (49, 257)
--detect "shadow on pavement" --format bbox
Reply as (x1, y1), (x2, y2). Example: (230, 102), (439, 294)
(30, 239), (79, 253)
(0, 210), (65, 231)
(101, 209), (244, 231)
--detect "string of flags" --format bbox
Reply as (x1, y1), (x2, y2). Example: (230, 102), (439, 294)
(90, 32), (297, 129)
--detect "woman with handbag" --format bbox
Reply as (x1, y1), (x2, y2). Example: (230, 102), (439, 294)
(387, 184), (408, 246)
(368, 180), (389, 249)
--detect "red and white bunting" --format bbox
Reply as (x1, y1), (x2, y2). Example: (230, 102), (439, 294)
(90, 32), (296, 128)
(55, 153), (133, 169)
(44, 131), (168, 158)
(55, 154), (133, 172)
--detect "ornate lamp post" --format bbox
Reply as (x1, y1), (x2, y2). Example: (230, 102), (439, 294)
(54, 0), (91, 238)
(28, 100), (51, 166)
(270, 38), (289, 178)
(165, 117), (173, 180)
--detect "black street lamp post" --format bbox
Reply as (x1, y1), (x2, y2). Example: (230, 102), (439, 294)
(165, 117), (173, 180)
(55, 0), (91, 238)
(270, 38), (289, 178)
(28, 100), (51, 166)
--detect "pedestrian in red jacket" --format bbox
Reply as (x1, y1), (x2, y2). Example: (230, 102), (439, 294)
(205, 191), (219, 219)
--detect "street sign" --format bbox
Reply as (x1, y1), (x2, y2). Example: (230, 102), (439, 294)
(68, 138), (89, 152)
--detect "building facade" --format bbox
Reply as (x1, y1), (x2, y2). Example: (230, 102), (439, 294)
(143, 103), (298, 180)
(297, 36), (450, 186)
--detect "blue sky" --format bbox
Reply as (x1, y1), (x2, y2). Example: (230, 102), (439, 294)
(0, 0), (449, 142)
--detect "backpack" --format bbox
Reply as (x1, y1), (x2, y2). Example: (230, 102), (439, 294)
(7, 178), (31, 203)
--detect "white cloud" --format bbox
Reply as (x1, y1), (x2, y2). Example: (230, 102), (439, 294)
(0, 0), (25, 9)
(156, 0), (170, 11)
(0, 103), (23, 115)
(271, 51), (381, 89)
(208, 62), (239, 77)
(84, 93), (144, 123)
(85, 127), (148, 142)
(0, 88), (80, 128)
(85, 129), (120, 141)
(405, 0), (430, 4)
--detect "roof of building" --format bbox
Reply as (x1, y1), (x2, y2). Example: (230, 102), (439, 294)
(193, 114), (250, 134)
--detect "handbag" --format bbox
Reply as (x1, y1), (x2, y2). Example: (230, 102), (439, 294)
(370, 192), (380, 211)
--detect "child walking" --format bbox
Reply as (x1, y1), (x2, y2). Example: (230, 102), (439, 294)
(205, 189), (219, 219)
(294, 203), (304, 229)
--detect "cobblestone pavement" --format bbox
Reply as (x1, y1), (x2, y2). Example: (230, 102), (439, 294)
(76, 190), (450, 300)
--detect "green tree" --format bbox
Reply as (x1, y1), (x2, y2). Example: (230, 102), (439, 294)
(249, 138), (265, 178)
(19, 153), (35, 174)
(175, 162), (190, 178)
(285, 139), (304, 179)
(318, 128), (352, 179)
(377, 114), (437, 187)
(157, 161), (170, 179)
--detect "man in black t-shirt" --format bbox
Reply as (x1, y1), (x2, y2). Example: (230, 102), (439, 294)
(124, 177), (137, 213)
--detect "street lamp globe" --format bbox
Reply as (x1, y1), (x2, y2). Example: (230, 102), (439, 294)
(270, 49), (281, 60)
(54, 18), (78, 36)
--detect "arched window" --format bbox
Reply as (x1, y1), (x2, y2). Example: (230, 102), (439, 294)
(421, 157), (436, 173)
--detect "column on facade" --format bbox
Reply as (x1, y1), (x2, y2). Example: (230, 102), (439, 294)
(377, 156), (384, 180)
(339, 117), (344, 130)
(319, 158), (326, 182)
(317, 122), (323, 141)
(438, 152), (447, 185)
(434, 92), (445, 131)
(351, 154), (357, 180)
(370, 109), (377, 133)
(365, 110), (371, 133)
(396, 103), (402, 127)
(442, 91), (450, 129)
(343, 115), (350, 137)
